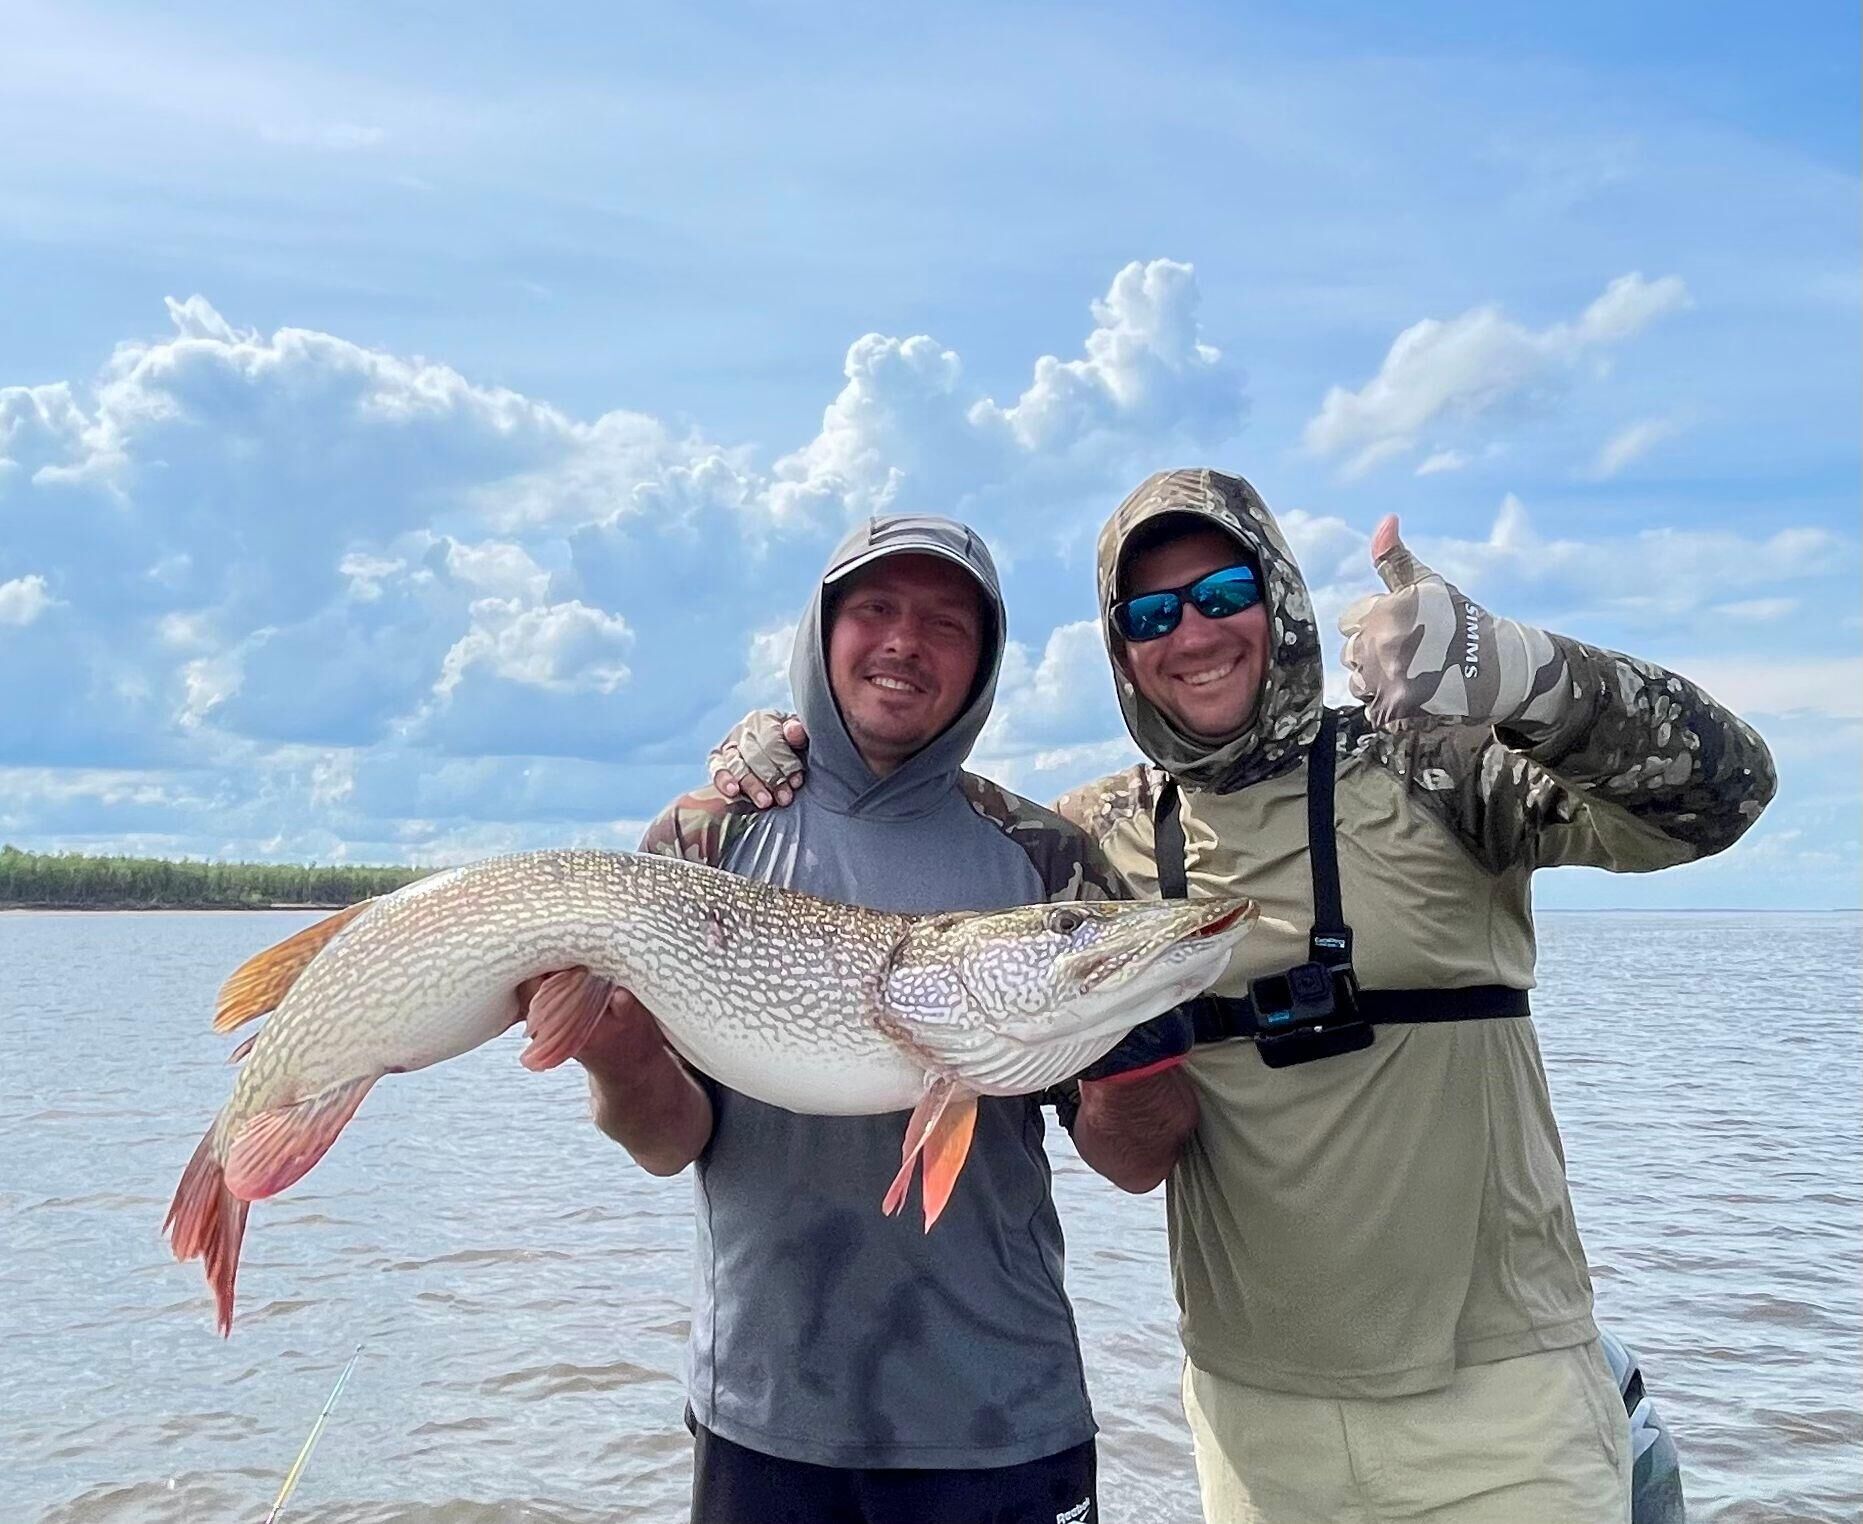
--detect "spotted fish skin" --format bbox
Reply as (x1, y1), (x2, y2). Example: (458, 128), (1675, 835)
(225, 850), (926, 1129)
(167, 847), (1257, 1334)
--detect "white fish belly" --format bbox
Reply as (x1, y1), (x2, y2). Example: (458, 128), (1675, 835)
(659, 1022), (927, 1115)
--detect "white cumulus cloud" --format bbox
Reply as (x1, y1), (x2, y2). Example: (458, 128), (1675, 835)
(436, 599), (635, 698)
(981, 620), (1116, 753)
(975, 259), (1240, 451)
(772, 258), (1244, 522)
(1304, 273), (1690, 476)
(0, 574), (57, 626)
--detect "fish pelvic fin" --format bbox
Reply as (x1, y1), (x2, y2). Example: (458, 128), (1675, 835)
(223, 1073), (379, 1203)
(163, 1124), (250, 1337)
(213, 900), (376, 1033)
(518, 968), (615, 1072)
(882, 1079), (980, 1233)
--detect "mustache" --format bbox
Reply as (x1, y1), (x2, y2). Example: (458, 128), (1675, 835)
(861, 660), (933, 689)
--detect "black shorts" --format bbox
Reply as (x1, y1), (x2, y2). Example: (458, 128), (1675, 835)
(690, 1420), (1098, 1524)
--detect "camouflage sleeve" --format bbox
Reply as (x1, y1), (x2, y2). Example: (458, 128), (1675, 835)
(1509, 635), (1775, 861)
(1347, 636), (1777, 874)
(1053, 765), (1166, 901)
(1053, 765), (1155, 843)
(635, 786), (753, 866)
(959, 772), (1133, 903)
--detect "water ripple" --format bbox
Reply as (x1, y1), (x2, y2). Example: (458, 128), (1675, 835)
(4, 909), (1859, 1522)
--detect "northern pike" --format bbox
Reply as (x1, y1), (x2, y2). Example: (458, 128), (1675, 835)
(166, 848), (1256, 1334)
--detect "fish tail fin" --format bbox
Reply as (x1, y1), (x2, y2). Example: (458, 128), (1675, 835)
(518, 968), (614, 1072)
(224, 1073), (379, 1202)
(163, 1124), (250, 1337)
(213, 899), (376, 1033)
(882, 1081), (980, 1232)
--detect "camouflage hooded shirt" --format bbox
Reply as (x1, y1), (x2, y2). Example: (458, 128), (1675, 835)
(1057, 467), (1776, 1400)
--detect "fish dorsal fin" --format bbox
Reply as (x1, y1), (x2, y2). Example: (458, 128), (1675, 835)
(212, 900), (376, 1033)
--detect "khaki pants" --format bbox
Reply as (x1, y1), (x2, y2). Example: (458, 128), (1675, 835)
(1182, 1341), (1632, 1524)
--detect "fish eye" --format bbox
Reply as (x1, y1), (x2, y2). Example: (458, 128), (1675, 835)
(1047, 907), (1085, 936)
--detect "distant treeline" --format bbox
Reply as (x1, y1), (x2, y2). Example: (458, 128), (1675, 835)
(0, 844), (433, 909)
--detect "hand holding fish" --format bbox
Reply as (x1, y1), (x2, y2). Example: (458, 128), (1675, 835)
(1338, 514), (1572, 736)
(516, 968), (714, 1175)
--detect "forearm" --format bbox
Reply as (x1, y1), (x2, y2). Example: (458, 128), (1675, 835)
(1505, 635), (1776, 856)
(1069, 1069), (1199, 1194)
(581, 1044), (713, 1176)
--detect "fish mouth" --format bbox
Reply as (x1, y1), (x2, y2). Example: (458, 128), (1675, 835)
(1192, 904), (1251, 938)
(1071, 899), (1254, 996)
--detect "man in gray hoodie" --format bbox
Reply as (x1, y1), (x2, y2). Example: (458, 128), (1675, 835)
(545, 514), (1133, 1523)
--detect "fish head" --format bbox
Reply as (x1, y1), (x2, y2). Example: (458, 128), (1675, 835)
(879, 895), (1258, 1095)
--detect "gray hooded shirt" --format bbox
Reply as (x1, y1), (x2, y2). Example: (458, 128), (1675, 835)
(636, 515), (1124, 1469)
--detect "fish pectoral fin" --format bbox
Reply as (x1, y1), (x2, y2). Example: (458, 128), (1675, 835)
(213, 900), (377, 1033)
(882, 1079), (980, 1233)
(223, 1073), (379, 1202)
(918, 1092), (978, 1232)
(518, 968), (616, 1072)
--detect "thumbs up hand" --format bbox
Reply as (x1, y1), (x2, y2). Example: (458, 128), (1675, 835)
(1338, 515), (1571, 734)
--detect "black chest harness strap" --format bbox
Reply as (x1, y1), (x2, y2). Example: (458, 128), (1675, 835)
(1154, 707), (1529, 1069)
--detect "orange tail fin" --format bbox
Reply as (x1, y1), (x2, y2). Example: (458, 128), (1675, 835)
(164, 1126), (251, 1337)
(213, 900), (376, 1033)
(882, 1080), (980, 1232)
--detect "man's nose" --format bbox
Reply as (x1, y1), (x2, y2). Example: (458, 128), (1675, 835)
(878, 616), (926, 654)
(1169, 603), (1224, 645)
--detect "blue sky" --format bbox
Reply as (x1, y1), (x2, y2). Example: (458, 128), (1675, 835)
(2, 1), (1856, 907)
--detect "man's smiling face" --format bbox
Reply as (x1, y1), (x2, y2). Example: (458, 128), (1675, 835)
(826, 553), (985, 776)
(1119, 526), (1270, 741)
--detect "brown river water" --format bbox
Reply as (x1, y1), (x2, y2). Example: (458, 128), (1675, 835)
(4, 909), (1858, 1522)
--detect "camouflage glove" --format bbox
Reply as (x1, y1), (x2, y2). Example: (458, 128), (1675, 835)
(1338, 514), (1571, 737)
(708, 709), (810, 807)
(1075, 1005), (1197, 1084)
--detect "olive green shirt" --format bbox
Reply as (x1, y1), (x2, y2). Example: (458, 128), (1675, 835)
(1060, 687), (1773, 1399)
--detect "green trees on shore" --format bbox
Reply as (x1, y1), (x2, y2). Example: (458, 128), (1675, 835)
(0, 844), (432, 909)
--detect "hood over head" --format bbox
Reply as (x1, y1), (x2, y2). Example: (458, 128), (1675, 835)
(790, 513), (1006, 819)
(1096, 468), (1323, 792)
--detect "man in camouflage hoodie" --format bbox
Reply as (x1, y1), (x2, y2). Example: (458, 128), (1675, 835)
(1051, 469), (1773, 1521)
(550, 512), (1130, 1524)
(714, 469), (1774, 1522)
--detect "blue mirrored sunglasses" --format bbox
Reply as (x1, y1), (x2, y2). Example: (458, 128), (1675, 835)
(1111, 564), (1262, 643)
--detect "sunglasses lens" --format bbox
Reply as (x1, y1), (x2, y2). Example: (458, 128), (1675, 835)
(1188, 566), (1261, 619)
(1115, 592), (1182, 642)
